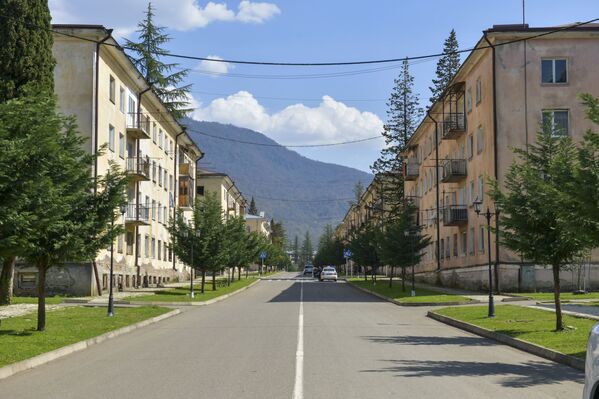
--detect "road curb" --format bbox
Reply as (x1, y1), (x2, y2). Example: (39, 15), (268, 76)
(0, 308), (181, 381)
(127, 278), (261, 307)
(528, 305), (599, 321)
(427, 311), (585, 371)
(346, 281), (477, 307)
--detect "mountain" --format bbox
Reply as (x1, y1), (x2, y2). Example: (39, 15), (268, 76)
(183, 119), (373, 242)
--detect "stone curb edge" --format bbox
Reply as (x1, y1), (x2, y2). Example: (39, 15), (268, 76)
(127, 278), (261, 307)
(346, 281), (477, 307)
(427, 311), (585, 371)
(528, 304), (599, 321)
(0, 308), (182, 381)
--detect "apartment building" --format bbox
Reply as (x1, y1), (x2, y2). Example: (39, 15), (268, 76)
(14, 25), (203, 297)
(401, 24), (599, 291)
(244, 213), (271, 239)
(196, 170), (247, 218)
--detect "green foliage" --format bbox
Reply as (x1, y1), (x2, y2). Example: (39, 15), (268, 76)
(349, 225), (380, 271)
(248, 197), (258, 215)
(125, 2), (191, 119)
(0, 0), (55, 101)
(270, 219), (286, 249)
(299, 231), (313, 267)
(429, 29), (460, 105)
(314, 224), (344, 267)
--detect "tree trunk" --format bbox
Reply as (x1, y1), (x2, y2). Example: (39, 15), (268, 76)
(364, 266), (367, 281)
(92, 260), (102, 296)
(552, 263), (564, 331)
(246, 266), (249, 279)
(238, 266), (241, 281)
(389, 267), (393, 288)
(212, 270), (216, 291)
(37, 261), (47, 332)
(230, 267), (235, 283)
(401, 267), (406, 292)
(0, 256), (16, 306)
(201, 270), (206, 294)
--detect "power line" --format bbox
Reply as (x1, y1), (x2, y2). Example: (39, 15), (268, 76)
(191, 90), (387, 102)
(250, 195), (355, 203)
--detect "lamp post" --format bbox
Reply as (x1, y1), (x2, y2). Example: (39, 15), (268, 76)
(473, 197), (499, 318)
(108, 204), (127, 317)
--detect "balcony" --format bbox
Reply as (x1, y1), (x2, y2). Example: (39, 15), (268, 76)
(126, 156), (150, 181)
(178, 194), (193, 210)
(179, 163), (193, 178)
(443, 205), (468, 226)
(126, 112), (151, 140)
(124, 204), (150, 226)
(442, 159), (467, 183)
(404, 159), (420, 181)
(442, 113), (466, 139)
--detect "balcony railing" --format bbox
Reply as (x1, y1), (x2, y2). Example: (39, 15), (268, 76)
(179, 163), (193, 178)
(124, 204), (150, 226)
(442, 159), (467, 183)
(442, 113), (466, 139)
(443, 205), (468, 226)
(404, 159), (420, 181)
(126, 156), (150, 181)
(126, 112), (151, 140)
(179, 194), (193, 209)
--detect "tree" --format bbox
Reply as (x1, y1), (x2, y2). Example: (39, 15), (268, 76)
(292, 235), (299, 265)
(270, 219), (287, 250)
(349, 225), (380, 281)
(490, 127), (581, 331)
(0, 0), (54, 102)
(299, 231), (313, 267)
(349, 181), (365, 206)
(371, 59), (423, 220)
(314, 224), (344, 268)
(125, 2), (191, 119)
(0, 0), (55, 305)
(429, 29), (460, 105)
(248, 197), (258, 215)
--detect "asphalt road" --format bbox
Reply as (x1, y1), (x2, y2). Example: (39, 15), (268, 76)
(0, 272), (584, 398)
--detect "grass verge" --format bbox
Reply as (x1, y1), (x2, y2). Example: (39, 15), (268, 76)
(509, 292), (599, 301)
(435, 305), (596, 358)
(349, 278), (472, 304)
(126, 277), (257, 302)
(0, 306), (169, 367)
(9, 296), (64, 305)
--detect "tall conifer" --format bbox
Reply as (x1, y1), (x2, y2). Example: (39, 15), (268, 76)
(429, 29), (461, 105)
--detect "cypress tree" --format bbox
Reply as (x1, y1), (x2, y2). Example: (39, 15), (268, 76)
(248, 197), (258, 215)
(0, 0), (55, 102)
(125, 2), (192, 119)
(429, 29), (461, 105)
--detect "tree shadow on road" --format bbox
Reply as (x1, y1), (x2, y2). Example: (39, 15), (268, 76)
(268, 281), (385, 303)
(362, 335), (495, 347)
(361, 359), (583, 388)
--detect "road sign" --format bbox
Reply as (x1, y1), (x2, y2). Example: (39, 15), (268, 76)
(343, 249), (352, 259)
(259, 251), (267, 260)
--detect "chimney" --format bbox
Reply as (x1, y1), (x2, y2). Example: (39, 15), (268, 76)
(259, 211), (265, 218)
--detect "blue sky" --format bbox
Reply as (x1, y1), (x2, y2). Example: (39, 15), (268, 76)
(50, 0), (599, 172)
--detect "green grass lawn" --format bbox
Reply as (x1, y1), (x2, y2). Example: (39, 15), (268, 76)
(510, 292), (599, 301)
(9, 296), (64, 305)
(349, 279), (473, 304)
(126, 277), (257, 302)
(0, 306), (169, 367)
(435, 305), (596, 358)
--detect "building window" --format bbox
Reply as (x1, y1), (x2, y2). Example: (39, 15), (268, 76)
(541, 59), (567, 84)
(197, 186), (205, 196)
(118, 133), (125, 159)
(479, 226), (485, 253)
(169, 175), (173, 192)
(469, 180), (475, 205)
(126, 232), (134, 255)
(164, 170), (168, 191)
(119, 87), (125, 113)
(453, 233), (458, 257)
(117, 234), (123, 254)
(151, 238), (156, 258)
(152, 200), (156, 221)
(440, 239), (445, 260)
(152, 161), (156, 182)
(136, 234), (141, 258)
(475, 78), (482, 105)
(164, 242), (167, 261)
(469, 227), (475, 255)
(158, 240), (162, 260)
(542, 110), (569, 136)
(445, 237), (450, 259)
(109, 75), (115, 103)
(153, 123), (157, 143)
(467, 135), (473, 160)
(108, 125), (115, 152)
(461, 232), (467, 256)
(159, 129), (163, 149)
(476, 127), (483, 154)
(144, 235), (150, 258)
(466, 89), (472, 113)
(478, 175), (484, 203)
(158, 165), (163, 187)
(168, 244), (172, 261)
(158, 202), (162, 223)
(170, 140), (174, 158)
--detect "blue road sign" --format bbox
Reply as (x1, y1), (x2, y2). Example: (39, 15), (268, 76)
(259, 251), (267, 259)
(343, 249), (352, 259)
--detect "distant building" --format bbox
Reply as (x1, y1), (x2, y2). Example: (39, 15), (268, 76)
(245, 212), (271, 240)
(196, 169), (247, 218)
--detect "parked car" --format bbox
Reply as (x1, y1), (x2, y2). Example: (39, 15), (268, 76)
(313, 267), (322, 279)
(320, 266), (338, 282)
(584, 322), (599, 398)
(302, 265), (314, 276)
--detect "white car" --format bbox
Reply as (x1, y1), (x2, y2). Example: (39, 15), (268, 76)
(320, 266), (337, 282)
(584, 323), (599, 398)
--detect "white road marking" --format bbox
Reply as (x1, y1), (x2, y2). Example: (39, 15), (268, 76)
(292, 280), (304, 399)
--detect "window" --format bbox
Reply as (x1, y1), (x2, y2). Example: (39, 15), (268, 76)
(541, 59), (567, 84)
(466, 89), (472, 113)
(467, 135), (473, 160)
(461, 232), (467, 256)
(152, 200), (156, 221)
(479, 226), (485, 253)
(445, 237), (450, 259)
(453, 233), (458, 257)
(440, 240), (444, 260)
(542, 110), (569, 136)
(126, 232), (134, 255)
(158, 202), (162, 223)
(168, 244), (172, 261)
(478, 175), (484, 203)
(164, 170), (168, 191)
(158, 165), (162, 187)
(170, 175), (173, 192)
(158, 240), (162, 260)
(476, 127), (483, 154)
(475, 78), (482, 105)
(469, 227), (475, 255)
(170, 140), (174, 158)
(117, 234), (123, 254)
(119, 87), (125, 113)
(469, 180), (475, 205)
(118, 133), (125, 159)
(152, 123), (157, 143)
(164, 242), (167, 261)
(152, 161), (156, 182)
(159, 129), (163, 149)
(109, 75), (115, 103)
(197, 186), (205, 196)
(136, 234), (141, 258)
(108, 125), (115, 152)
(151, 238), (156, 258)
(144, 235), (149, 258)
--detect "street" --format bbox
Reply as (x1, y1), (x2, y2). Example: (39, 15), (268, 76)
(0, 272), (583, 398)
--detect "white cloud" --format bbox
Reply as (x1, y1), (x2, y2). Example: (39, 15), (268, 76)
(197, 55), (234, 77)
(192, 91), (384, 145)
(49, 0), (281, 35)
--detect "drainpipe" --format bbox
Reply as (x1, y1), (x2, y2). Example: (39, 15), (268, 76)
(173, 130), (186, 271)
(93, 31), (113, 193)
(484, 32), (501, 294)
(134, 87), (152, 288)
(427, 109), (441, 274)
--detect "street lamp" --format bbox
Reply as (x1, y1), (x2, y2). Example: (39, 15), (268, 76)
(473, 197), (500, 318)
(108, 203), (127, 317)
